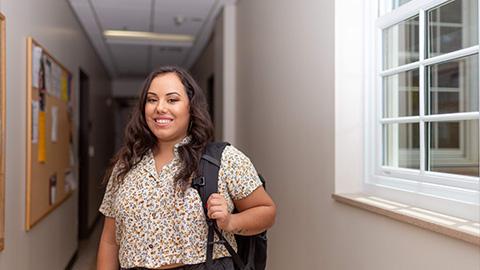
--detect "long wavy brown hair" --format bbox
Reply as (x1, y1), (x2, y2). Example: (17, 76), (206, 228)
(104, 66), (214, 191)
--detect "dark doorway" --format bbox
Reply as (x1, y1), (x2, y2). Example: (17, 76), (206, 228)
(207, 74), (215, 125)
(78, 69), (90, 239)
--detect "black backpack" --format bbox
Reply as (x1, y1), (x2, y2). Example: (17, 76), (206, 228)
(192, 142), (267, 270)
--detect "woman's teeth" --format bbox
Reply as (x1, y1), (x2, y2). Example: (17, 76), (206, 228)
(156, 119), (171, 124)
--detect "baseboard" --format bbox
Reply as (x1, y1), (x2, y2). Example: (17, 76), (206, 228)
(64, 250), (78, 270)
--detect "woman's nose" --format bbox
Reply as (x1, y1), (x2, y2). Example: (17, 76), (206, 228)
(155, 100), (167, 113)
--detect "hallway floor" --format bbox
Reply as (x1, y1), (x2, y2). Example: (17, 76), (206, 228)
(71, 220), (102, 270)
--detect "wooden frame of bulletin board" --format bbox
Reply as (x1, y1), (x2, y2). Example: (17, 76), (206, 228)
(0, 13), (6, 251)
(26, 37), (74, 231)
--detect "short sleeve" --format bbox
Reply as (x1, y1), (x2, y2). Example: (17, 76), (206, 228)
(220, 145), (263, 200)
(99, 163), (121, 218)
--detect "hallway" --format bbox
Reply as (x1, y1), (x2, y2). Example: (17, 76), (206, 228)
(71, 221), (102, 270)
(0, 0), (478, 269)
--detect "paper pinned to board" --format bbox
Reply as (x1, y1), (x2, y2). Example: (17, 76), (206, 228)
(61, 71), (68, 101)
(38, 111), (46, 162)
(52, 63), (62, 98)
(32, 101), (39, 144)
(44, 57), (52, 95)
(32, 46), (42, 88)
(49, 173), (57, 205)
(64, 170), (77, 193)
(51, 106), (58, 142)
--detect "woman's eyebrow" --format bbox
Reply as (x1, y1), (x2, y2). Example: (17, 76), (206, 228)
(147, 92), (158, 96)
(166, 91), (181, 96)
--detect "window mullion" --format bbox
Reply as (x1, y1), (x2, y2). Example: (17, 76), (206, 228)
(380, 62), (420, 76)
(478, 0), (480, 198)
(422, 112), (480, 121)
(377, 26), (385, 174)
(419, 9), (426, 175)
(422, 45), (479, 66)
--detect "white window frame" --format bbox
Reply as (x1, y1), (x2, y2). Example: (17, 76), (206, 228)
(364, 0), (480, 221)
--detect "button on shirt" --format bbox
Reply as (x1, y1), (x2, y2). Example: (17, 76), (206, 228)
(99, 138), (262, 269)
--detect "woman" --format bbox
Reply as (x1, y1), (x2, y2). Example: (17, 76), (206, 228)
(97, 66), (276, 270)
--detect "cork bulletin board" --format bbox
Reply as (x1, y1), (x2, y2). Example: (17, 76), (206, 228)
(26, 37), (74, 231)
(0, 13), (6, 250)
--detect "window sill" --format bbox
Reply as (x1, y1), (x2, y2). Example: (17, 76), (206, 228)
(332, 193), (480, 246)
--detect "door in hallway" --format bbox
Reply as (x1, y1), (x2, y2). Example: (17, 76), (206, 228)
(207, 74), (215, 125)
(78, 69), (90, 239)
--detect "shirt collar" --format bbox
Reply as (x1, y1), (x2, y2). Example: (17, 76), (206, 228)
(141, 136), (191, 179)
(174, 136), (192, 151)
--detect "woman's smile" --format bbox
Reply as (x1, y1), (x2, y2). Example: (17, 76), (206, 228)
(153, 117), (174, 127)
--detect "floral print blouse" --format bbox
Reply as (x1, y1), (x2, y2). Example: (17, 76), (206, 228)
(99, 138), (262, 269)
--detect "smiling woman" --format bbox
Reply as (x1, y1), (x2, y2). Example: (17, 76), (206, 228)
(96, 66), (276, 270)
(144, 73), (191, 148)
(109, 67), (215, 191)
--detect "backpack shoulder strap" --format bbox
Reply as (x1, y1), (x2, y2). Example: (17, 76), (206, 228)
(192, 142), (228, 267)
(192, 142), (229, 210)
(192, 142), (248, 270)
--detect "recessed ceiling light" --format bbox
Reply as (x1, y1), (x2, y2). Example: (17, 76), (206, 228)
(104, 30), (194, 43)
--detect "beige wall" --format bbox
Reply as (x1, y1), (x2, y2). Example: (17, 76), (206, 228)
(0, 0), (113, 268)
(235, 0), (480, 269)
(190, 11), (224, 141)
(191, 6), (238, 143)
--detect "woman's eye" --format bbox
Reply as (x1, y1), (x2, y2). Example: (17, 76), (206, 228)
(168, 99), (178, 103)
(147, 98), (157, 103)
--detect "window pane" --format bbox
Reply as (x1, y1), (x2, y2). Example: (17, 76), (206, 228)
(427, 54), (479, 114)
(383, 69), (419, 118)
(383, 16), (419, 69)
(395, 0), (414, 7)
(428, 0), (478, 57)
(381, 0), (414, 13)
(383, 123), (420, 169)
(427, 120), (479, 177)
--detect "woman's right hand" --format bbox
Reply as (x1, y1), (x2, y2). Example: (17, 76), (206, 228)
(207, 193), (234, 232)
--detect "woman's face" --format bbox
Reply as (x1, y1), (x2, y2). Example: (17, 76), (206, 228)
(144, 72), (190, 145)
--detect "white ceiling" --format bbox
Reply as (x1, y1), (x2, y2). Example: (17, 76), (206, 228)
(68, 0), (233, 78)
